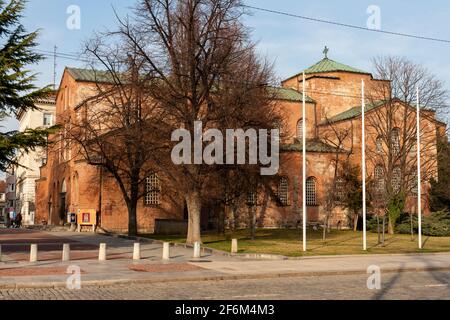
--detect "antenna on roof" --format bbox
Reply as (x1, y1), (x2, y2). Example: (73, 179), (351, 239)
(53, 46), (57, 90)
(323, 46), (329, 59)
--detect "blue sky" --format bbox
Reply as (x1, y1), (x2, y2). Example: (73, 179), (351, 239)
(1, 0), (450, 130)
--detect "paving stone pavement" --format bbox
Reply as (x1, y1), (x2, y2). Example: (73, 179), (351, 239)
(0, 271), (448, 300)
(2, 228), (450, 295)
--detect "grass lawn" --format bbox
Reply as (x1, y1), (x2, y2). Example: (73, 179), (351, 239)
(144, 228), (450, 257)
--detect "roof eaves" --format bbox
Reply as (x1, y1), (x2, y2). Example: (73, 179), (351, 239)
(281, 140), (348, 154)
(318, 100), (386, 125)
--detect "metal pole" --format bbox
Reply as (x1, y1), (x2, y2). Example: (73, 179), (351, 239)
(362, 80), (367, 251)
(302, 72), (307, 252)
(416, 87), (422, 249)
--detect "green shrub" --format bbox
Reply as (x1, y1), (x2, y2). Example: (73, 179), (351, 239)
(387, 194), (405, 233)
(396, 211), (450, 237)
(422, 211), (450, 237)
(366, 215), (387, 232)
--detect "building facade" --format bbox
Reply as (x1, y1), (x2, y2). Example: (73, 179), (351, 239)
(5, 169), (16, 220)
(14, 95), (56, 225)
(35, 53), (446, 233)
(0, 180), (6, 224)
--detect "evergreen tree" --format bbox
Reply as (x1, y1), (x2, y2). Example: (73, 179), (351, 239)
(0, 0), (52, 171)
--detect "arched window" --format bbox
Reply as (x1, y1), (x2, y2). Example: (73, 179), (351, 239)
(73, 172), (79, 205)
(410, 171), (418, 196)
(145, 173), (161, 206)
(391, 128), (400, 155)
(374, 165), (384, 193)
(306, 177), (317, 206)
(410, 137), (417, 154)
(277, 177), (289, 206)
(247, 191), (257, 207)
(296, 119), (303, 141)
(61, 179), (67, 194)
(392, 167), (402, 193)
(376, 136), (383, 154)
(274, 120), (281, 143)
(336, 177), (346, 201)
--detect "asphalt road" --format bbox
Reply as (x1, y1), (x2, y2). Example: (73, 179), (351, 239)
(1, 271), (449, 300)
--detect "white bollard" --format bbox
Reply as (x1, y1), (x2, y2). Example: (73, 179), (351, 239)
(30, 244), (38, 262)
(162, 242), (170, 260)
(62, 244), (70, 261)
(193, 242), (201, 259)
(231, 239), (238, 254)
(98, 243), (107, 261)
(133, 243), (141, 260)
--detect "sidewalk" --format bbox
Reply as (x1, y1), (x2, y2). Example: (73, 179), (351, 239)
(1, 229), (450, 289)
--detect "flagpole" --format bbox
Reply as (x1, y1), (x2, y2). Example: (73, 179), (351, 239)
(416, 86), (422, 249)
(302, 72), (307, 252)
(362, 80), (367, 251)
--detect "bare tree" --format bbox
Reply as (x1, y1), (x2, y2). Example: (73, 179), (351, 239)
(63, 39), (171, 236)
(115, 0), (278, 243)
(320, 119), (353, 239)
(366, 56), (448, 234)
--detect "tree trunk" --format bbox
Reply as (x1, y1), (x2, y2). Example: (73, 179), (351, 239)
(388, 216), (395, 235)
(186, 188), (202, 244)
(249, 206), (256, 240)
(127, 201), (138, 236)
(218, 204), (225, 235)
(353, 211), (359, 231)
(322, 215), (328, 241)
(231, 203), (238, 232)
(377, 215), (381, 245)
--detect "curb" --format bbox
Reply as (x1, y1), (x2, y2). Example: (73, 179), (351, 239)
(99, 232), (289, 260)
(99, 232), (238, 258)
(100, 232), (450, 261)
(35, 228), (450, 261)
(2, 266), (450, 290)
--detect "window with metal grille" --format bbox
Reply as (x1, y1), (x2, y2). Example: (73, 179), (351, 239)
(145, 173), (161, 206)
(247, 191), (257, 206)
(306, 177), (317, 206)
(277, 177), (289, 206)
(374, 165), (384, 193)
(336, 178), (346, 201)
(376, 136), (383, 154)
(274, 120), (281, 143)
(392, 167), (402, 193)
(296, 119), (303, 141)
(410, 171), (418, 196)
(410, 137), (417, 154)
(391, 128), (400, 155)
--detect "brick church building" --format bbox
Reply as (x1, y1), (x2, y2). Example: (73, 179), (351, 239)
(35, 52), (446, 234)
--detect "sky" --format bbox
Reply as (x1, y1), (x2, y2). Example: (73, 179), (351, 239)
(1, 0), (450, 176)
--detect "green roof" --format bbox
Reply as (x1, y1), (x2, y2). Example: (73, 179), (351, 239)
(66, 68), (314, 103)
(269, 87), (314, 103)
(304, 58), (370, 75)
(66, 68), (115, 83)
(319, 100), (386, 125)
(281, 139), (347, 153)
